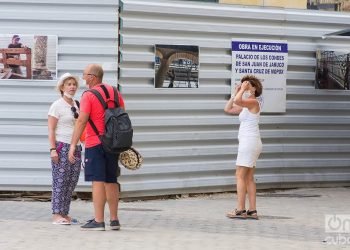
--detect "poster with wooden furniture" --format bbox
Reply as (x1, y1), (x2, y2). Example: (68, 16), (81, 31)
(0, 47), (32, 79)
(0, 34), (57, 81)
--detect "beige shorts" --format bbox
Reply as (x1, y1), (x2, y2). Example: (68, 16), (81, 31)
(236, 137), (262, 168)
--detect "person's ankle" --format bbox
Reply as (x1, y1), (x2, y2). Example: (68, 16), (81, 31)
(52, 214), (63, 219)
(94, 218), (104, 223)
(63, 215), (71, 220)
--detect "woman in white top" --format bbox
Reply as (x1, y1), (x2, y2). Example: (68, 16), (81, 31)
(224, 75), (263, 220)
(48, 73), (82, 225)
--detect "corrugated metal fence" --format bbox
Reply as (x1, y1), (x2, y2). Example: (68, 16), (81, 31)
(0, 0), (119, 190)
(0, 0), (349, 197)
(119, 0), (350, 197)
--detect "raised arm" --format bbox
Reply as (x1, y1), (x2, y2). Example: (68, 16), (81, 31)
(233, 81), (259, 112)
(224, 84), (243, 115)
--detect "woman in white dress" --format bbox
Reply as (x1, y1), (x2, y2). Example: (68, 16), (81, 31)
(224, 75), (263, 220)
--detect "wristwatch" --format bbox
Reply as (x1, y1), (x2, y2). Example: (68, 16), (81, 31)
(50, 148), (56, 152)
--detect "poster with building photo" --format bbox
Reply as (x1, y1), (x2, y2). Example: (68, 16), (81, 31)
(316, 50), (350, 90)
(155, 44), (199, 88)
(232, 39), (288, 113)
(0, 34), (57, 80)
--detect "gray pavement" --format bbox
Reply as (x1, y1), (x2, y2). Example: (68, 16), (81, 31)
(0, 187), (349, 250)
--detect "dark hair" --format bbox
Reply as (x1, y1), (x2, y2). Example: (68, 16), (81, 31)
(241, 75), (263, 97)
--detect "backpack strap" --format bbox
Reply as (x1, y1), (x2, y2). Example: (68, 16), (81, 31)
(100, 84), (110, 100)
(86, 87), (108, 136)
(86, 85), (117, 136)
(89, 89), (108, 109)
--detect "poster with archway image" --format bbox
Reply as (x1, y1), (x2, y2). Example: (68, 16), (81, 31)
(315, 50), (350, 90)
(0, 34), (57, 80)
(155, 44), (199, 88)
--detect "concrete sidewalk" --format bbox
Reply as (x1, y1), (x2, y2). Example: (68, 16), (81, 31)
(0, 187), (349, 250)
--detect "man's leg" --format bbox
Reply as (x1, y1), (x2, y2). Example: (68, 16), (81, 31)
(105, 183), (119, 221)
(104, 151), (120, 223)
(92, 181), (106, 222)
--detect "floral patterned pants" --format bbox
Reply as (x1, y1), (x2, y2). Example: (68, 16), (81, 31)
(51, 142), (81, 215)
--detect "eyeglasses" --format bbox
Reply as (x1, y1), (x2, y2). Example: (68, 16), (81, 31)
(71, 106), (79, 119)
(83, 73), (96, 77)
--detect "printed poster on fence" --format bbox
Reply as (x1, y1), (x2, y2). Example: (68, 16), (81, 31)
(0, 34), (57, 80)
(315, 50), (350, 90)
(231, 39), (288, 113)
(154, 44), (199, 88)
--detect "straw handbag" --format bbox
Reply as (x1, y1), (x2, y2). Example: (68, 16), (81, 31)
(119, 147), (143, 170)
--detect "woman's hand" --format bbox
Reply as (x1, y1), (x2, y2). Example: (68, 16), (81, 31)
(233, 83), (241, 96)
(50, 150), (59, 164)
(240, 81), (250, 91)
(68, 146), (76, 164)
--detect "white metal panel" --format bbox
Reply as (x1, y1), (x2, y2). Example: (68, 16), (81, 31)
(0, 0), (119, 192)
(118, 0), (350, 196)
(1, 0), (350, 197)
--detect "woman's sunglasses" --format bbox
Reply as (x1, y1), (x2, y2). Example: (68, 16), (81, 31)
(71, 106), (79, 119)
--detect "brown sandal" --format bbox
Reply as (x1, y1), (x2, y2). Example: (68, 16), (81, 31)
(226, 209), (247, 219)
(246, 210), (259, 220)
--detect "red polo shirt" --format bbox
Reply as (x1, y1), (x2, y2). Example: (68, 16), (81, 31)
(80, 83), (125, 148)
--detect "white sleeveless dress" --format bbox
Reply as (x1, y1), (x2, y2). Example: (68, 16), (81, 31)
(236, 98), (263, 168)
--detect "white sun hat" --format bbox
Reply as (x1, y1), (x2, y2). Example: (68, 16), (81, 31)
(56, 73), (80, 94)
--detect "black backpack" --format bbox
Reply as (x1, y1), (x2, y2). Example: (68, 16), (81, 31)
(87, 84), (133, 154)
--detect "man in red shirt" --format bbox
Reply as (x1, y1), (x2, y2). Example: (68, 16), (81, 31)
(69, 64), (125, 231)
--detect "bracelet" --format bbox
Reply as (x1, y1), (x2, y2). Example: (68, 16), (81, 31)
(50, 148), (56, 152)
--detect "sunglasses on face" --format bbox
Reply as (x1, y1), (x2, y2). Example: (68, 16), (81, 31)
(71, 106), (79, 119)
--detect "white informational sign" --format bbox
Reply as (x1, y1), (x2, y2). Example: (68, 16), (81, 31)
(231, 39), (288, 113)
